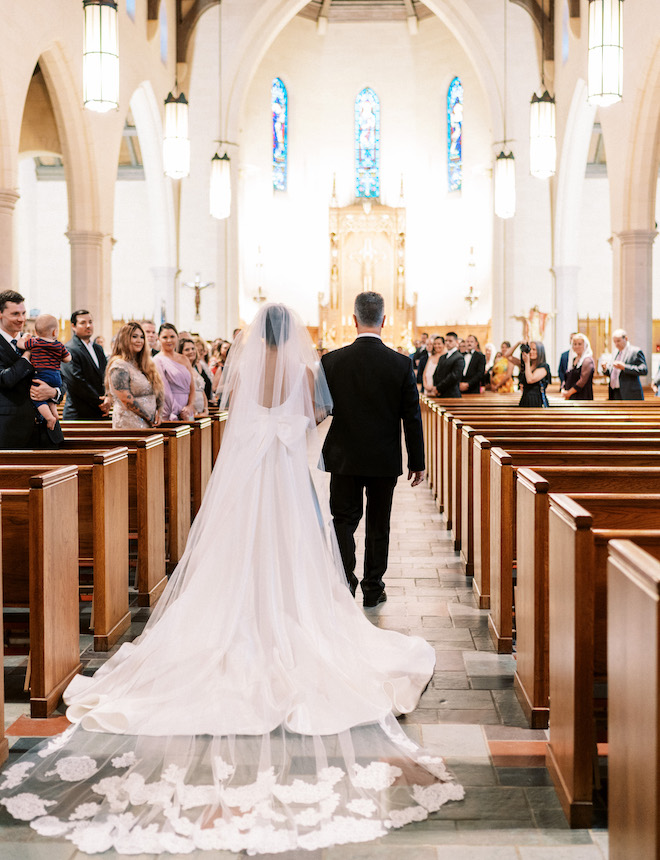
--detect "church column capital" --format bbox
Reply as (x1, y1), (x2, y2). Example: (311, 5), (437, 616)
(0, 189), (20, 213)
(65, 230), (106, 248)
(613, 229), (658, 247)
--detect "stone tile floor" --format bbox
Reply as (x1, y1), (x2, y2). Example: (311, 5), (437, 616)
(1, 470), (609, 859)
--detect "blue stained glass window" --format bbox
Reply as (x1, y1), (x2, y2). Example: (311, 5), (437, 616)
(355, 87), (380, 198)
(126, 0), (135, 20)
(447, 77), (463, 192)
(159, 1), (168, 63)
(272, 78), (288, 192)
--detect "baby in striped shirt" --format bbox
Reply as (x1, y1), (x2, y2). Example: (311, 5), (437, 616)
(16, 314), (71, 430)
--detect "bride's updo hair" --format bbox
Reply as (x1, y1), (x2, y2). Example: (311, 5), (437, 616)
(265, 304), (291, 346)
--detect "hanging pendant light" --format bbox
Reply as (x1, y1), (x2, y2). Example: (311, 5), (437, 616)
(82, 0), (119, 112)
(588, 0), (624, 107)
(163, 92), (190, 179)
(494, 151), (516, 219)
(210, 151), (231, 219)
(529, 90), (556, 178)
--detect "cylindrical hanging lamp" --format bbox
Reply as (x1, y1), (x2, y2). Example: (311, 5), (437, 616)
(82, 0), (119, 112)
(163, 92), (190, 179)
(529, 90), (556, 179)
(210, 151), (231, 220)
(588, 0), (624, 107)
(494, 151), (516, 219)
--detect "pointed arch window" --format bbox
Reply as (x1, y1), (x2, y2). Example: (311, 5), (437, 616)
(447, 76), (463, 192)
(355, 87), (380, 198)
(272, 78), (288, 191)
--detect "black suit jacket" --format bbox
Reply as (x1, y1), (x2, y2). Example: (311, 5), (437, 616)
(62, 335), (108, 419)
(416, 350), (431, 385)
(462, 350), (486, 394)
(321, 337), (424, 477)
(432, 350), (465, 397)
(0, 336), (63, 448)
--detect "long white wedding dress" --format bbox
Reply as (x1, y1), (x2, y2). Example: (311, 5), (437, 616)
(0, 305), (463, 854)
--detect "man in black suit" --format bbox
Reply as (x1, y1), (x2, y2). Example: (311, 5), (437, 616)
(459, 334), (486, 394)
(61, 309), (109, 419)
(0, 290), (64, 448)
(412, 333), (429, 370)
(432, 331), (465, 397)
(321, 292), (425, 607)
(557, 333), (576, 387)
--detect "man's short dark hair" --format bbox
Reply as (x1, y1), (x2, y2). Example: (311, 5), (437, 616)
(445, 331), (458, 340)
(0, 290), (25, 313)
(71, 309), (91, 326)
(422, 332), (429, 337)
(354, 292), (385, 327)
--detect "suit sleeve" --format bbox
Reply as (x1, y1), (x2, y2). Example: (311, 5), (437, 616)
(465, 353), (485, 388)
(623, 350), (648, 376)
(401, 364), (425, 472)
(60, 350), (103, 409)
(434, 354), (465, 395)
(0, 355), (34, 390)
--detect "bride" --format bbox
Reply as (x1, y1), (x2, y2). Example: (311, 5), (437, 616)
(0, 304), (463, 854)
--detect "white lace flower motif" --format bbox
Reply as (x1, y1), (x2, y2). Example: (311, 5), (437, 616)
(45, 756), (99, 782)
(272, 778), (337, 805)
(346, 798), (377, 817)
(70, 802), (102, 820)
(386, 804), (428, 828)
(380, 720), (419, 753)
(318, 766), (345, 785)
(111, 751), (137, 769)
(418, 755), (450, 781)
(37, 725), (76, 758)
(0, 761), (35, 789)
(351, 761), (402, 790)
(30, 815), (72, 836)
(161, 764), (186, 785)
(71, 822), (115, 854)
(213, 757), (236, 781)
(0, 793), (56, 821)
(412, 780), (465, 811)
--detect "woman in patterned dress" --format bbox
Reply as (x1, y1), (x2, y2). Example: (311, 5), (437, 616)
(106, 322), (164, 429)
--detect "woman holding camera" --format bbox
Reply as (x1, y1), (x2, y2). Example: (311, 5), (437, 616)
(504, 340), (550, 407)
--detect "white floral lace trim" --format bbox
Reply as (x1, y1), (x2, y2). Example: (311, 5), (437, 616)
(351, 761), (402, 790)
(412, 781), (465, 811)
(111, 752), (137, 769)
(213, 756), (235, 781)
(387, 804), (429, 828)
(346, 798), (377, 817)
(45, 756), (99, 782)
(1, 793), (56, 821)
(0, 762), (34, 790)
(70, 802), (102, 820)
(37, 725), (76, 758)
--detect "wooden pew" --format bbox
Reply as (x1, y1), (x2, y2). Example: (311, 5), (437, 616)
(513, 462), (660, 728)
(546, 493), (660, 827)
(210, 410), (228, 466)
(0, 465), (81, 717)
(0, 448), (130, 651)
(607, 540), (660, 860)
(470, 435), (660, 616)
(62, 424), (190, 573)
(159, 418), (212, 517)
(57, 435), (166, 604)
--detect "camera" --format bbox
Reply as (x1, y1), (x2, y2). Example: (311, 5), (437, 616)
(520, 342), (531, 354)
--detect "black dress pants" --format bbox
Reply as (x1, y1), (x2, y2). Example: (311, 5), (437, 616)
(608, 387), (622, 400)
(329, 473), (397, 599)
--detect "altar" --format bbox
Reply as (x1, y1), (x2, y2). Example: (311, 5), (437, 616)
(318, 200), (417, 348)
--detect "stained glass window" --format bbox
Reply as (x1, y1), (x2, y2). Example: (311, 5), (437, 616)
(126, 0), (135, 20)
(159, 1), (168, 63)
(447, 77), (463, 192)
(272, 78), (288, 191)
(355, 87), (380, 198)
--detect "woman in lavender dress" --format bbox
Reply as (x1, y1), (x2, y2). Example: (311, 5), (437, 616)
(154, 323), (196, 420)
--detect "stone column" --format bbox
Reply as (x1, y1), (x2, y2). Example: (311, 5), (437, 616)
(216, 152), (240, 337)
(613, 229), (657, 377)
(0, 190), (20, 291)
(552, 265), (580, 365)
(490, 217), (506, 347)
(150, 265), (177, 324)
(66, 229), (104, 319)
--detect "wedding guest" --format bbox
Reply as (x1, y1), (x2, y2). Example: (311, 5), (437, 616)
(154, 323), (196, 420)
(194, 338), (213, 401)
(557, 332), (576, 387)
(489, 341), (514, 393)
(106, 322), (163, 429)
(459, 334), (486, 394)
(15, 313), (71, 430)
(603, 328), (647, 400)
(561, 332), (594, 400)
(458, 338), (468, 354)
(141, 320), (159, 356)
(416, 336), (436, 385)
(178, 338), (209, 417)
(61, 309), (110, 419)
(412, 333), (428, 369)
(505, 341), (550, 407)
(653, 363), (660, 397)
(212, 340), (231, 398)
(432, 332), (465, 397)
(93, 335), (107, 356)
(422, 336), (445, 395)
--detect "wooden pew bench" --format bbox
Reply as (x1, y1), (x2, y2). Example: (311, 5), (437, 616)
(0, 465), (81, 717)
(514, 463), (660, 728)
(57, 435), (166, 604)
(159, 418), (212, 517)
(0, 448), (130, 651)
(210, 410), (228, 466)
(546, 493), (660, 827)
(606, 540), (660, 860)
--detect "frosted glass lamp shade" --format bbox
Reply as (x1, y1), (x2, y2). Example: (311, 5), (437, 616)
(529, 91), (556, 179)
(210, 152), (231, 220)
(494, 151), (516, 219)
(588, 0), (624, 107)
(83, 0), (119, 112)
(163, 92), (190, 179)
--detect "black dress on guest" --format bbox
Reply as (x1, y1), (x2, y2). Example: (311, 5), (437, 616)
(563, 355), (594, 400)
(519, 363), (550, 408)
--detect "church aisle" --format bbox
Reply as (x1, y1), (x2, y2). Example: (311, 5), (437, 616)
(1, 474), (608, 859)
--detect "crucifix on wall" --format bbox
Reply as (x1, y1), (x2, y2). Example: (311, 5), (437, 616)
(183, 273), (214, 320)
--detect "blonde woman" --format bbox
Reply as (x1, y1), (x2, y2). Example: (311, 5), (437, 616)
(106, 322), (164, 428)
(561, 332), (594, 400)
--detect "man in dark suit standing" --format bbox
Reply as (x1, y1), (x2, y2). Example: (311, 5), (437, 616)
(321, 292), (425, 608)
(603, 328), (647, 400)
(432, 331), (465, 397)
(557, 333), (576, 387)
(459, 334), (486, 394)
(61, 309), (109, 419)
(0, 290), (64, 448)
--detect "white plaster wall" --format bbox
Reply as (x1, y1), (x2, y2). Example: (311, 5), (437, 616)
(112, 180), (154, 320)
(238, 16), (494, 327)
(576, 175), (611, 318)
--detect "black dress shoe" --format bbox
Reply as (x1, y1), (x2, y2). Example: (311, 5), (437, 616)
(363, 591), (387, 608)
